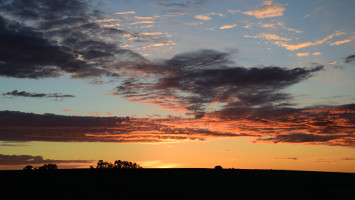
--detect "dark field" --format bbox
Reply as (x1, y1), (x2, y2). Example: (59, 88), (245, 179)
(1, 169), (354, 200)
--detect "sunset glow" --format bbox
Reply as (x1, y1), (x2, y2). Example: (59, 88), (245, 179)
(0, 0), (354, 172)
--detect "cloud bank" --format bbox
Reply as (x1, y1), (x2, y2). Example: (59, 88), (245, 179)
(0, 154), (93, 165)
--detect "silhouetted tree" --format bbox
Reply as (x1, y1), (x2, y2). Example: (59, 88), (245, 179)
(214, 165), (223, 170)
(38, 164), (58, 171)
(23, 165), (33, 171)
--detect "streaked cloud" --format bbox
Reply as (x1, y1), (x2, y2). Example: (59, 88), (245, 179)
(135, 15), (160, 20)
(330, 39), (353, 46)
(345, 55), (355, 64)
(274, 31), (346, 51)
(114, 11), (135, 15)
(312, 52), (322, 56)
(244, 33), (291, 41)
(219, 24), (237, 30)
(140, 32), (163, 36)
(259, 21), (303, 33)
(3, 90), (75, 98)
(130, 21), (155, 25)
(0, 154), (93, 165)
(242, 0), (285, 19)
(93, 19), (116, 23)
(227, 9), (240, 14)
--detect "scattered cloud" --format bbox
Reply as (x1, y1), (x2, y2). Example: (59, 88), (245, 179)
(259, 21), (303, 33)
(219, 24), (237, 30)
(3, 90), (75, 99)
(195, 15), (211, 21)
(296, 52), (310, 57)
(242, 0), (285, 19)
(0, 154), (93, 165)
(313, 52), (322, 56)
(244, 33), (291, 41)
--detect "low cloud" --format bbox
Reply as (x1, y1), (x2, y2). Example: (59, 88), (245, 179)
(3, 90), (75, 99)
(0, 154), (93, 165)
(344, 55), (355, 64)
(115, 49), (323, 117)
(242, 0), (285, 19)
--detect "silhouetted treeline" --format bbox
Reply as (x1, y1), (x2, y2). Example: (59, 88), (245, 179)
(23, 164), (58, 173)
(94, 160), (142, 170)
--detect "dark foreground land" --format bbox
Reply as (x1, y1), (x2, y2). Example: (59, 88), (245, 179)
(1, 169), (354, 200)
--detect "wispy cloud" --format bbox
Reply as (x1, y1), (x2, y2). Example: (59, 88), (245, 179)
(227, 9), (240, 14)
(93, 19), (116, 23)
(259, 21), (303, 33)
(274, 31), (345, 50)
(219, 24), (237, 30)
(114, 11), (135, 15)
(330, 38), (353, 46)
(135, 16), (160, 20)
(243, 0), (285, 19)
(130, 21), (155, 25)
(3, 90), (75, 99)
(244, 33), (291, 41)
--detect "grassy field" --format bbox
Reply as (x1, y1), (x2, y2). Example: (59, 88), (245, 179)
(1, 168), (354, 199)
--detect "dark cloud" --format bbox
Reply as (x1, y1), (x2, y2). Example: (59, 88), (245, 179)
(0, 0), (144, 79)
(0, 154), (93, 165)
(0, 103), (354, 147)
(156, 0), (208, 8)
(274, 157), (298, 161)
(0, 110), (240, 143)
(116, 49), (323, 117)
(3, 90), (75, 98)
(344, 54), (355, 64)
(157, 2), (190, 8)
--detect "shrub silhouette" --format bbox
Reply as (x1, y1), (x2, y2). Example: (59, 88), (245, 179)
(214, 165), (223, 170)
(38, 164), (58, 171)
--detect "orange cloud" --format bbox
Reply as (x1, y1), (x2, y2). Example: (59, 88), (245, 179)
(114, 11), (135, 15)
(219, 24), (237, 30)
(195, 15), (211, 21)
(244, 33), (291, 41)
(274, 32), (346, 50)
(243, 0), (285, 19)
(296, 52), (309, 57)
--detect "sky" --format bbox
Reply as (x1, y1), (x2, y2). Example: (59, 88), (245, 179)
(0, 0), (354, 172)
